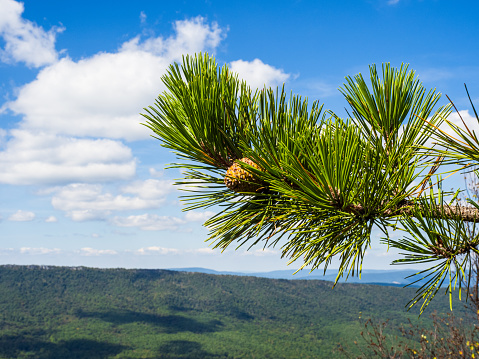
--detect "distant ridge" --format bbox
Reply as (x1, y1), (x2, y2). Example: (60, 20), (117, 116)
(168, 267), (424, 287)
(1, 264), (425, 287)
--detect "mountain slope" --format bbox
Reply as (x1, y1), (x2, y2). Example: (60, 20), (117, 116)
(0, 265), (469, 358)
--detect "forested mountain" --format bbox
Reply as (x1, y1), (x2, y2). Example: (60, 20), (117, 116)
(0, 265), (469, 358)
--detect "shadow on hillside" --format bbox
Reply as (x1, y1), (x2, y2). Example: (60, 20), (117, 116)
(78, 310), (223, 333)
(0, 335), (126, 359)
(229, 308), (255, 321)
(158, 340), (225, 358)
(168, 304), (255, 321)
(168, 304), (192, 312)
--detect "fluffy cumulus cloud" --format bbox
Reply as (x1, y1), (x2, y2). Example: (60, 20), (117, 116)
(0, 128), (6, 147)
(111, 213), (185, 231)
(121, 179), (175, 200)
(229, 58), (290, 89)
(8, 209), (35, 221)
(0, 0), (63, 67)
(50, 180), (175, 221)
(0, 7), (296, 244)
(120, 16), (224, 61)
(149, 168), (164, 178)
(184, 210), (215, 222)
(443, 110), (479, 133)
(109, 209), (215, 231)
(0, 10), (294, 189)
(423, 110), (479, 149)
(7, 16), (224, 142)
(0, 16), (228, 187)
(0, 130), (135, 185)
(9, 52), (164, 141)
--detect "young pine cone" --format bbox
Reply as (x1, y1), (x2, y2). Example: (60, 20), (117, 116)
(224, 158), (265, 193)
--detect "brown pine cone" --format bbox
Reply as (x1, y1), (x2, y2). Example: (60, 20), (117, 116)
(224, 158), (264, 193)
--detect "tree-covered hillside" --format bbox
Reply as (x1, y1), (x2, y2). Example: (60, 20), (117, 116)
(0, 265), (469, 358)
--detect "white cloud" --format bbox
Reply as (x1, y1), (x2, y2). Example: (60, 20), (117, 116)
(8, 209), (35, 221)
(121, 16), (224, 61)
(443, 110), (479, 133)
(6, 16), (225, 142)
(239, 248), (280, 256)
(111, 213), (185, 231)
(51, 181), (174, 221)
(19, 247), (61, 255)
(8, 53), (161, 141)
(121, 179), (175, 200)
(0, 15), (294, 195)
(78, 247), (118, 256)
(45, 216), (57, 223)
(134, 246), (216, 255)
(194, 247), (216, 255)
(0, 130), (135, 185)
(139, 11), (147, 24)
(0, 0), (63, 67)
(229, 58), (290, 89)
(135, 246), (180, 255)
(0, 128), (6, 147)
(424, 109), (479, 149)
(0, 16), (227, 188)
(184, 210), (215, 222)
(149, 168), (164, 178)
(66, 210), (109, 222)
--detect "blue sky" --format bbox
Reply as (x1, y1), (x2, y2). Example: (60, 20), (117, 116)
(0, 0), (478, 273)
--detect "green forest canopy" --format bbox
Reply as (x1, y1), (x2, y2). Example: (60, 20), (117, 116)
(0, 265), (467, 358)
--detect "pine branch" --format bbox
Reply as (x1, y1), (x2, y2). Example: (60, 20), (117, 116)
(343, 200), (479, 223)
(142, 54), (479, 312)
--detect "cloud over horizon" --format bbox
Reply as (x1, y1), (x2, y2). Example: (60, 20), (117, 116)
(8, 209), (35, 222)
(50, 180), (176, 221)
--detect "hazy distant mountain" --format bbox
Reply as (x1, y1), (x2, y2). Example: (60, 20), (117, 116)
(169, 267), (425, 286)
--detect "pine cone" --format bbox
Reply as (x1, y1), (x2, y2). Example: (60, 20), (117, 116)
(224, 158), (264, 193)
